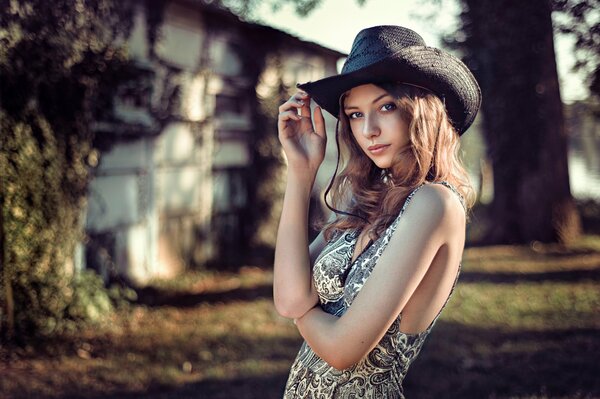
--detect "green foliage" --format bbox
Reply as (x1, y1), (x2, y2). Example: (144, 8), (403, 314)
(0, 0), (135, 342)
(552, 0), (600, 98)
(1, 111), (81, 337)
(67, 269), (137, 323)
(0, 111), (128, 339)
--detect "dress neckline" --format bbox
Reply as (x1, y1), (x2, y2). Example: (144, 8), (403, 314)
(349, 229), (374, 266)
(339, 229), (376, 286)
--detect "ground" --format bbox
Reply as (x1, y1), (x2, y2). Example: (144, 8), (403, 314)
(1, 236), (599, 399)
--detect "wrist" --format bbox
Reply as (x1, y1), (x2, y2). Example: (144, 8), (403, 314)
(286, 168), (317, 191)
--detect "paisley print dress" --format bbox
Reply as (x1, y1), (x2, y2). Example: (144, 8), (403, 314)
(283, 181), (466, 399)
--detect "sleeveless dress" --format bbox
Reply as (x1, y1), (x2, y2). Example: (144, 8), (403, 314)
(283, 181), (467, 399)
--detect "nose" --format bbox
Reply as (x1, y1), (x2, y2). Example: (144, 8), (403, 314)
(362, 114), (380, 139)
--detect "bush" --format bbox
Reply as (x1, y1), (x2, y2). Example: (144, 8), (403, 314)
(0, 0), (135, 343)
(0, 112), (127, 340)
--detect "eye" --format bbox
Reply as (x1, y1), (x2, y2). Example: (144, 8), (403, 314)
(380, 102), (397, 112)
(347, 111), (363, 119)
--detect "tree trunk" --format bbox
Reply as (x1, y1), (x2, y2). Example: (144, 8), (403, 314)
(463, 0), (581, 244)
(1, 178), (14, 341)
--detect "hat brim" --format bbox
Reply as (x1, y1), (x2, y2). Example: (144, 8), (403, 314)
(297, 46), (481, 135)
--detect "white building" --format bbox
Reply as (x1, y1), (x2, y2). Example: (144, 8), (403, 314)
(84, 0), (344, 285)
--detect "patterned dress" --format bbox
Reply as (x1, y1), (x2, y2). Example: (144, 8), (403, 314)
(283, 181), (466, 399)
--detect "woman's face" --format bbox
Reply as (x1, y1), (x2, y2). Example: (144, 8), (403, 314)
(343, 84), (410, 169)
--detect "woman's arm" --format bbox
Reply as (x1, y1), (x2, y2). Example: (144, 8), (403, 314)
(273, 170), (320, 318)
(294, 184), (465, 369)
(273, 91), (327, 319)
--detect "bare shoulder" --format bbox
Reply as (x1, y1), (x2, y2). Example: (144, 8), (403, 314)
(404, 183), (466, 228)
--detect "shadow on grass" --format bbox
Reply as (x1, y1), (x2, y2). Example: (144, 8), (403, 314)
(27, 323), (598, 399)
(538, 247), (600, 257)
(4, 319), (599, 399)
(459, 268), (600, 284)
(60, 373), (290, 399)
(3, 331), (302, 399)
(404, 321), (600, 399)
(134, 283), (273, 308)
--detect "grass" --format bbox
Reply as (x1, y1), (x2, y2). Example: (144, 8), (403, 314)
(403, 238), (600, 399)
(1, 238), (599, 399)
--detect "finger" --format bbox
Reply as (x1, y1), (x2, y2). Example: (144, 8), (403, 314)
(313, 106), (327, 139)
(277, 111), (302, 129)
(294, 91), (309, 100)
(278, 101), (304, 114)
(278, 92), (309, 113)
(299, 96), (312, 119)
(278, 110), (301, 122)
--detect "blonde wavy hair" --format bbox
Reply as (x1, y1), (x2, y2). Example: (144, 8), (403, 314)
(321, 82), (476, 242)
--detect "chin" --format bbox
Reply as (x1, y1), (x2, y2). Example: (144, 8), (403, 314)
(372, 159), (392, 169)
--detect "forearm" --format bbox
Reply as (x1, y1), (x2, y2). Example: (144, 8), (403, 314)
(294, 306), (357, 370)
(273, 168), (319, 318)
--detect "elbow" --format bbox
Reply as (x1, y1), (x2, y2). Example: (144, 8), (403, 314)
(327, 358), (350, 371)
(315, 340), (362, 370)
(274, 298), (313, 319)
(273, 285), (317, 319)
(274, 303), (300, 319)
(326, 354), (360, 371)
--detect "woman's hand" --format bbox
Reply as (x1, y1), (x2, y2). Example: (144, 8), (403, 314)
(278, 91), (327, 174)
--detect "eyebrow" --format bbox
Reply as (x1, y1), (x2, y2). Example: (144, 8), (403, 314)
(344, 93), (391, 111)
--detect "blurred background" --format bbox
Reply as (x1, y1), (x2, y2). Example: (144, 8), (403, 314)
(1, 0), (599, 398)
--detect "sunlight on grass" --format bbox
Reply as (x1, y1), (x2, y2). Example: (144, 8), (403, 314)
(444, 281), (600, 330)
(444, 236), (600, 331)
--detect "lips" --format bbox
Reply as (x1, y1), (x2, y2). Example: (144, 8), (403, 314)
(368, 144), (390, 154)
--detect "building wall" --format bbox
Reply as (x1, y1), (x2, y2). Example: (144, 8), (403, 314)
(85, 1), (343, 284)
(86, 138), (157, 283)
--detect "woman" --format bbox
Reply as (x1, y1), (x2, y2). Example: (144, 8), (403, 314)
(274, 25), (481, 398)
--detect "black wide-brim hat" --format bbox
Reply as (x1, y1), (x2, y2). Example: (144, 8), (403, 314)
(297, 25), (482, 135)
